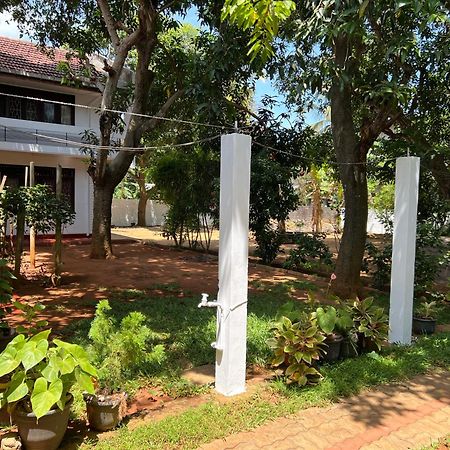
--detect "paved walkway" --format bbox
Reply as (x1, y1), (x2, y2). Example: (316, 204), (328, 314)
(200, 371), (450, 450)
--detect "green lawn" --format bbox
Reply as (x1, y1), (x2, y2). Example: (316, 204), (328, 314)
(55, 280), (450, 449)
(77, 332), (450, 450)
(61, 281), (450, 397)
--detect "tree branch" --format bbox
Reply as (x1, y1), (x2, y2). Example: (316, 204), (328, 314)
(97, 0), (121, 49)
(140, 88), (186, 135)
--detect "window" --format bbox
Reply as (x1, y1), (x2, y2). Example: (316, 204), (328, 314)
(25, 100), (38, 121)
(0, 85), (75, 125)
(8, 98), (22, 119)
(0, 164), (75, 209)
(60, 104), (73, 125)
(43, 102), (55, 123)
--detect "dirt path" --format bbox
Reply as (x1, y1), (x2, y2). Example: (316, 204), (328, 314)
(13, 241), (329, 330)
(200, 371), (450, 450)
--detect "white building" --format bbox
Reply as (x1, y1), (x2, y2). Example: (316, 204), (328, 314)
(0, 36), (102, 235)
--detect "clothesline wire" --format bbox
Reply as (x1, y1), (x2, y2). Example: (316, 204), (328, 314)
(2, 125), (222, 151)
(252, 141), (400, 167)
(2, 125), (402, 166)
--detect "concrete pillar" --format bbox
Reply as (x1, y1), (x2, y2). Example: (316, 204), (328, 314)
(215, 133), (252, 396)
(389, 156), (420, 345)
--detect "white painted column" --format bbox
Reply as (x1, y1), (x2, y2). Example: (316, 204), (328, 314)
(215, 133), (252, 396)
(389, 156), (420, 345)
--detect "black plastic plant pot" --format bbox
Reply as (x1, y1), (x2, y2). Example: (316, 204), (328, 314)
(13, 395), (73, 450)
(85, 392), (127, 432)
(412, 317), (436, 335)
(322, 333), (343, 362)
(340, 337), (358, 359)
(0, 327), (17, 353)
(356, 333), (379, 354)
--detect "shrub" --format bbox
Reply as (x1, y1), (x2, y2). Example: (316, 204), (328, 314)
(364, 223), (449, 290)
(267, 314), (325, 386)
(284, 233), (333, 271)
(347, 297), (388, 351)
(88, 300), (166, 391)
(0, 259), (14, 328)
(254, 226), (283, 264)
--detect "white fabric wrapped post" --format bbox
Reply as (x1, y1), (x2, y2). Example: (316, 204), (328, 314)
(215, 133), (252, 396)
(389, 156), (420, 345)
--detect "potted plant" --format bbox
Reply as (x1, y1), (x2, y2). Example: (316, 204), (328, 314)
(84, 300), (152, 431)
(0, 259), (17, 352)
(349, 297), (388, 353)
(0, 330), (97, 450)
(413, 300), (438, 335)
(311, 306), (343, 362)
(268, 314), (326, 386)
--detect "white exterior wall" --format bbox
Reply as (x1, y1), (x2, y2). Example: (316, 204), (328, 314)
(0, 75), (102, 235)
(0, 74), (101, 132)
(111, 199), (168, 227)
(0, 150), (92, 235)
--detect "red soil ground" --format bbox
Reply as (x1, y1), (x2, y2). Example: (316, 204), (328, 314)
(12, 240), (330, 330)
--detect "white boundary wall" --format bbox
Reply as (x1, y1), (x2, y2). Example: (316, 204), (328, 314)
(111, 199), (168, 227)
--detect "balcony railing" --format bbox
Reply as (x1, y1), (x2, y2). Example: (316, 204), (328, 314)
(0, 125), (86, 148)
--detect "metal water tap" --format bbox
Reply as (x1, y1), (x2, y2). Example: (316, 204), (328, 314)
(198, 293), (220, 309)
(198, 293), (224, 350)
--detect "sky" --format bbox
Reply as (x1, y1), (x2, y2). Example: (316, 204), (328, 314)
(0, 11), (321, 126)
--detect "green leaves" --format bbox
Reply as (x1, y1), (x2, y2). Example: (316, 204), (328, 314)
(221, 0), (296, 61)
(31, 378), (63, 419)
(5, 372), (28, 404)
(0, 331), (98, 418)
(18, 339), (48, 371)
(269, 312), (326, 386)
(315, 306), (337, 335)
(0, 259), (15, 310)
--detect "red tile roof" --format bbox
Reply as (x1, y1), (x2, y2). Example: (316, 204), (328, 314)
(0, 36), (83, 82)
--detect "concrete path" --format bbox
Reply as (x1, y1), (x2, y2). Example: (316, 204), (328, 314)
(200, 371), (450, 450)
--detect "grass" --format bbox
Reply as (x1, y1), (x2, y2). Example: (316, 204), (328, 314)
(62, 287), (281, 367)
(60, 282), (295, 395)
(60, 280), (450, 396)
(78, 332), (450, 450)
(56, 279), (450, 446)
(418, 434), (450, 449)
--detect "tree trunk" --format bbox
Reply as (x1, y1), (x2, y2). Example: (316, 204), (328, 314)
(277, 219), (286, 234)
(14, 210), (25, 277)
(137, 170), (148, 227)
(333, 164), (368, 297)
(90, 184), (115, 259)
(330, 35), (368, 298)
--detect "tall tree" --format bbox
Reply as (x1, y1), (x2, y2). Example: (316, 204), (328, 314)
(9, 1), (253, 258)
(225, 0), (449, 296)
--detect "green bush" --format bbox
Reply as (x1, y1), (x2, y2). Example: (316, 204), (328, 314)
(88, 300), (166, 391)
(284, 233), (333, 271)
(364, 223), (449, 290)
(268, 314), (325, 386)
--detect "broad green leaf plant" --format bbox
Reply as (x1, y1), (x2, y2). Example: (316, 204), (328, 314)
(268, 315), (325, 386)
(0, 330), (97, 419)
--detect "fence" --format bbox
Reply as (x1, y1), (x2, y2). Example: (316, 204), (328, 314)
(111, 199), (168, 227)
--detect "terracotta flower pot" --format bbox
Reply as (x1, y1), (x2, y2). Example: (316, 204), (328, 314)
(85, 392), (127, 432)
(13, 395), (73, 450)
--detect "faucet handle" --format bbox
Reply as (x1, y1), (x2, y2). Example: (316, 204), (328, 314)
(198, 293), (209, 308)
